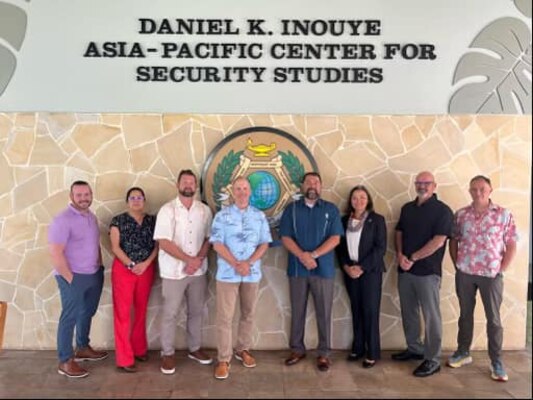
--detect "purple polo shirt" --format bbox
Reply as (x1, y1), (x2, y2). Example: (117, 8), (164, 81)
(48, 204), (100, 275)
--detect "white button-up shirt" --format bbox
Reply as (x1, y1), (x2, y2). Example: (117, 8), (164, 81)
(154, 197), (212, 280)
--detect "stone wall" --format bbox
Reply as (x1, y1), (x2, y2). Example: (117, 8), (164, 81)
(0, 113), (531, 351)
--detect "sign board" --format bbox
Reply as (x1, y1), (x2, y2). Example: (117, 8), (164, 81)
(0, 0), (530, 114)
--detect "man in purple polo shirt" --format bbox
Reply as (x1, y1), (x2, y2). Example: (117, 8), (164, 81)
(48, 181), (108, 378)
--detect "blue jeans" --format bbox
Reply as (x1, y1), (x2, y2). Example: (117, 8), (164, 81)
(56, 267), (104, 362)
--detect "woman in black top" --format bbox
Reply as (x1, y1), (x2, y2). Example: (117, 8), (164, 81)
(336, 185), (386, 368)
(109, 187), (158, 372)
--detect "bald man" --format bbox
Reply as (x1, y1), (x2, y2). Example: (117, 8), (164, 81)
(392, 171), (453, 378)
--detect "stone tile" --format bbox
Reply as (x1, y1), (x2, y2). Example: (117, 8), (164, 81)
(1, 210), (38, 249)
(29, 135), (67, 165)
(305, 116), (337, 136)
(13, 170), (47, 213)
(4, 129), (35, 164)
(471, 136), (500, 173)
(15, 113), (36, 129)
(389, 135), (452, 173)
(314, 129), (343, 156)
(100, 114), (123, 126)
(39, 113), (77, 139)
(0, 113), (13, 140)
(401, 124), (424, 150)
(372, 116), (404, 157)
(437, 119), (464, 155)
(93, 136), (131, 173)
(0, 153), (15, 194)
(162, 114), (192, 134)
(71, 123), (121, 157)
(414, 116), (436, 137)
(123, 115), (162, 149)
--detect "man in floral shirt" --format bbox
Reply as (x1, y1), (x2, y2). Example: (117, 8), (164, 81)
(210, 176), (272, 380)
(447, 175), (518, 382)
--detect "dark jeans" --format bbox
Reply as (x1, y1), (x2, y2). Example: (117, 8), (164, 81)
(56, 267), (104, 363)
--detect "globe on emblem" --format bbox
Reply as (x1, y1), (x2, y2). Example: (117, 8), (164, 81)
(248, 171), (281, 211)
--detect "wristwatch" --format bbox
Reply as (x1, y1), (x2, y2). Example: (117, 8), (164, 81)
(311, 251), (319, 259)
(408, 255), (415, 262)
(127, 261), (136, 270)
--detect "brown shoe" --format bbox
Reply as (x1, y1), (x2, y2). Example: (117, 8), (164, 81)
(58, 358), (89, 378)
(317, 356), (331, 372)
(285, 352), (306, 366)
(235, 350), (256, 368)
(160, 355), (176, 375)
(74, 345), (108, 362)
(188, 349), (213, 365)
(214, 361), (230, 380)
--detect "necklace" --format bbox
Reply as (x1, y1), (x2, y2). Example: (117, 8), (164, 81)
(347, 212), (368, 233)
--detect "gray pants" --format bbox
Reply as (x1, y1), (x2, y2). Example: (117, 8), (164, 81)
(398, 272), (442, 362)
(160, 275), (207, 356)
(289, 275), (334, 357)
(455, 270), (503, 363)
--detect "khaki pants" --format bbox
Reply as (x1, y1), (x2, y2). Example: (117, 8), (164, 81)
(216, 281), (259, 362)
(160, 275), (207, 356)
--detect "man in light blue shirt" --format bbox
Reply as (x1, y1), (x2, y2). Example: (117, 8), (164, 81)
(210, 176), (272, 380)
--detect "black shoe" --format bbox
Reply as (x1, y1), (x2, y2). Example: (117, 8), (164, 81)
(413, 360), (441, 377)
(135, 354), (148, 362)
(117, 364), (137, 373)
(347, 353), (363, 362)
(362, 359), (376, 369)
(391, 349), (424, 361)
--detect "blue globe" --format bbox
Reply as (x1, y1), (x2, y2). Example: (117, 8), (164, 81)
(248, 171), (280, 210)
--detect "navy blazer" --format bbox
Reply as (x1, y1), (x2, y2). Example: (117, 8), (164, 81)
(336, 211), (387, 273)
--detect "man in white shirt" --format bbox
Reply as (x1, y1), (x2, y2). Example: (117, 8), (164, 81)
(154, 170), (213, 375)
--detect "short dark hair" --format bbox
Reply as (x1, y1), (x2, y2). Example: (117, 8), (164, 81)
(301, 171), (321, 183)
(470, 175), (492, 188)
(125, 187), (146, 202)
(345, 185), (374, 215)
(70, 180), (90, 193)
(177, 169), (197, 184)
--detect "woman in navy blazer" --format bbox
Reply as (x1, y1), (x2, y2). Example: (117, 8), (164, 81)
(336, 185), (386, 368)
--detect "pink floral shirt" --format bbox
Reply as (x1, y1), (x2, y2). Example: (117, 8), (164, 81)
(453, 201), (518, 278)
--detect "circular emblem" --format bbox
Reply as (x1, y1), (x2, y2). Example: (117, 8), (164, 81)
(201, 127), (318, 228)
(248, 171), (280, 210)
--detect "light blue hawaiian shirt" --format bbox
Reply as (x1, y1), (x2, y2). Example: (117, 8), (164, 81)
(210, 204), (272, 283)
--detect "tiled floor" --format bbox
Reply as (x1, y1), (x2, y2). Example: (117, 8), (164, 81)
(0, 349), (531, 399)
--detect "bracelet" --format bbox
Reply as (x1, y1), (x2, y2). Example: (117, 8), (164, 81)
(311, 251), (319, 259)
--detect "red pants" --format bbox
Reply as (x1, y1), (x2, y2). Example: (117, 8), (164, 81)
(111, 257), (155, 367)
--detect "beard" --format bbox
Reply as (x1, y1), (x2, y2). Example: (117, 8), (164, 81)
(416, 189), (430, 200)
(73, 200), (91, 210)
(305, 189), (319, 200)
(179, 188), (195, 197)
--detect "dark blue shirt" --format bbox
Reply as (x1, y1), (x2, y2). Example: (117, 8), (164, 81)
(395, 194), (453, 276)
(279, 198), (343, 278)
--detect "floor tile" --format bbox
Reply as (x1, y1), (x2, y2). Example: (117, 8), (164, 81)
(0, 349), (529, 399)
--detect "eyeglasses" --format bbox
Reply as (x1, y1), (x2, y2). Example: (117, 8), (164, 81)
(414, 181), (434, 186)
(128, 196), (145, 201)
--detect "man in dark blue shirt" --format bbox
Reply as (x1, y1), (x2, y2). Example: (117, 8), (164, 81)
(279, 172), (343, 372)
(392, 171), (453, 378)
